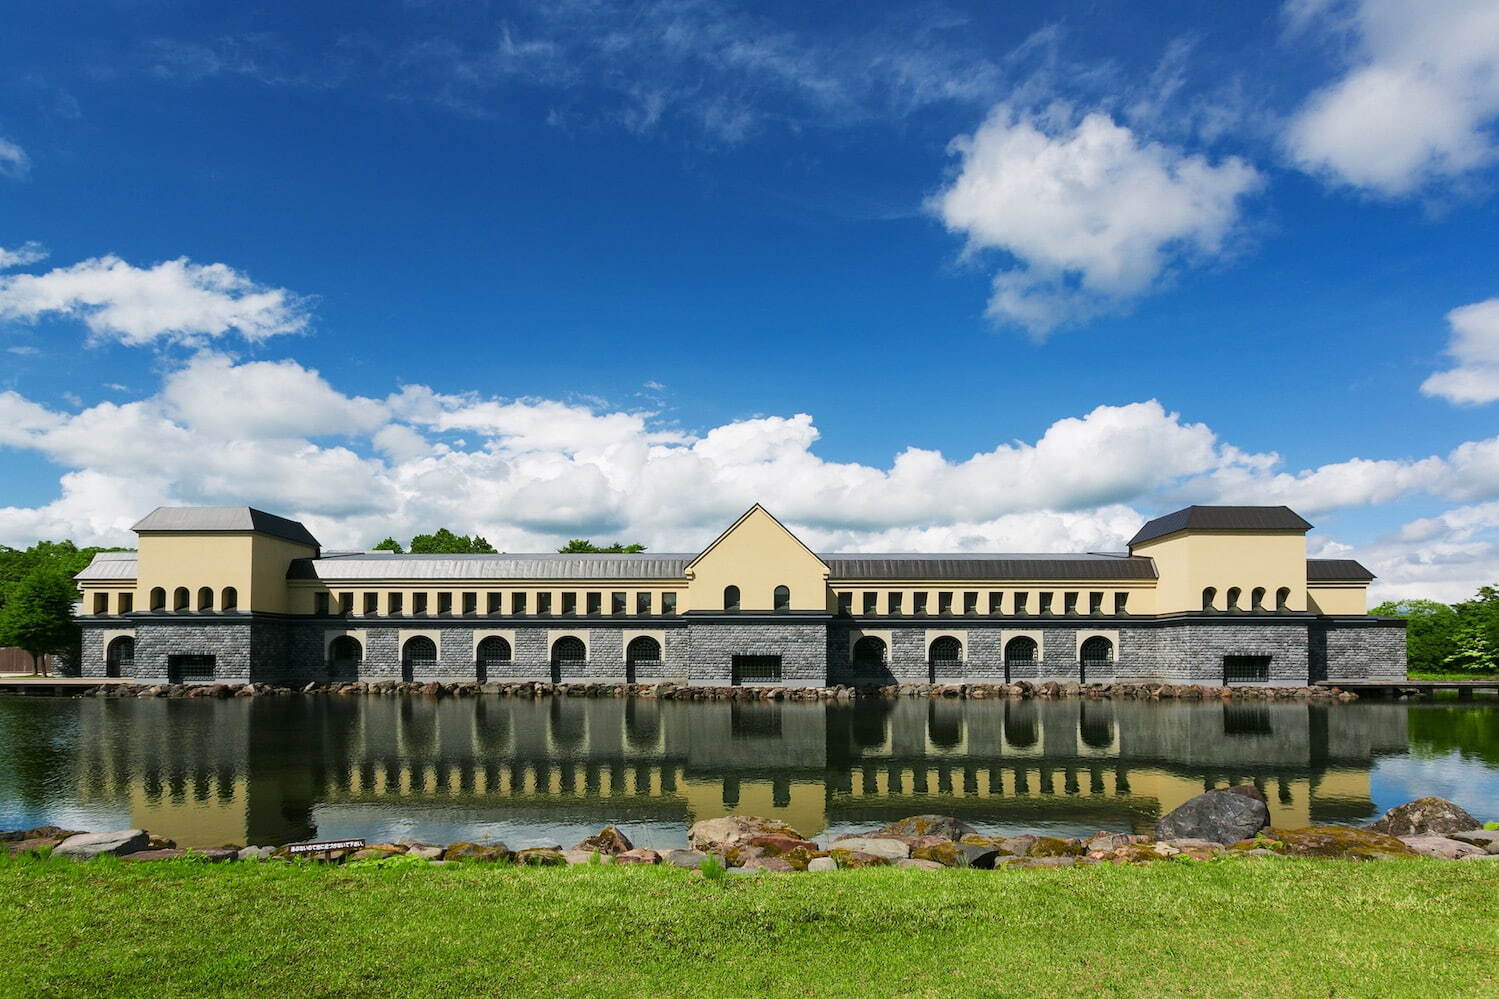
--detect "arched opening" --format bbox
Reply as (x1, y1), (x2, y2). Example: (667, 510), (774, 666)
(625, 635), (661, 683)
(852, 635), (888, 667)
(329, 636), (363, 677)
(105, 636), (134, 678)
(173, 587), (190, 612)
(1225, 587), (1242, 612)
(723, 585), (740, 612)
(149, 587), (166, 611)
(1079, 636), (1114, 684)
(402, 636), (436, 682)
(197, 587), (214, 612)
(1004, 700), (1037, 748)
(1079, 702), (1115, 749)
(928, 636), (963, 663)
(1275, 587), (1291, 612)
(772, 585), (790, 611)
(1004, 636), (1037, 682)
(221, 587), (238, 611)
(1251, 587), (1266, 612)
(551, 636), (586, 683)
(476, 635), (511, 683)
(1201, 586), (1217, 612)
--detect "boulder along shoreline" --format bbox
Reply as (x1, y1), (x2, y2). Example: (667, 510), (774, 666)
(7, 796), (1496, 870)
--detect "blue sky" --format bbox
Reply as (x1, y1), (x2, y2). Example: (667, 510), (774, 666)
(1, 0), (1497, 600)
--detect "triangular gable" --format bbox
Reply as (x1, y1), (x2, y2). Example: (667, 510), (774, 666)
(686, 504), (829, 575)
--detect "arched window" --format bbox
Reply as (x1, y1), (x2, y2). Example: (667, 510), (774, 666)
(626, 636), (661, 665)
(551, 636), (586, 664)
(197, 586), (214, 612)
(402, 636), (437, 666)
(723, 585), (740, 612)
(149, 587), (166, 611)
(1251, 587), (1266, 612)
(477, 636), (512, 666)
(1275, 587), (1291, 612)
(928, 636), (963, 663)
(1225, 587), (1242, 612)
(852, 635), (888, 666)
(773, 585), (790, 611)
(1080, 636), (1114, 667)
(173, 587), (190, 611)
(1004, 636), (1038, 667)
(329, 636), (363, 669)
(1201, 586), (1217, 612)
(105, 636), (134, 678)
(221, 587), (238, 611)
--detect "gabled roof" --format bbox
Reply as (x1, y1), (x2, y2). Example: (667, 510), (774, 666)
(1306, 558), (1375, 582)
(1129, 505), (1313, 548)
(132, 507), (320, 549)
(74, 550), (139, 581)
(684, 504), (828, 574)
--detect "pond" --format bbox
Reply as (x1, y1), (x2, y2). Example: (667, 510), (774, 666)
(1, 695), (1496, 849)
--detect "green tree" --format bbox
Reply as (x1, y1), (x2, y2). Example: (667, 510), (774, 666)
(0, 570), (78, 675)
(1370, 598), (1463, 673)
(372, 537), (405, 554)
(1441, 623), (1498, 674)
(557, 540), (647, 553)
(407, 529), (496, 554)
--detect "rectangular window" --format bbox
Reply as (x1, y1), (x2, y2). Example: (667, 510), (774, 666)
(913, 592), (929, 616)
(1038, 592), (1053, 615)
(561, 592), (577, 615)
(118, 593), (133, 614)
(437, 592), (453, 615)
(989, 592), (1003, 615)
(862, 592), (877, 616)
(315, 592), (330, 616)
(609, 592), (625, 615)
(388, 592), (404, 616)
(963, 592), (978, 616)
(413, 592), (429, 615)
(364, 593), (378, 615)
(662, 592), (677, 615)
(636, 592), (653, 615)
(1114, 592), (1130, 615)
(888, 592), (903, 616)
(587, 592), (602, 616)
(1063, 592), (1078, 616)
(937, 592), (953, 616)
(168, 654), (215, 681)
(1223, 655), (1271, 684)
(487, 593), (503, 615)
(93, 593), (108, 615)
(731, 655), (783, 685)
(1014, 592), (1029, 615)
(512, 592), (528, 615)
(461, 592), (476, 615)
(537, 592), (552, 615)
(338, 592), (353, 616)
(837, 592), (853, 616)
(1088, 592), (1103, 615)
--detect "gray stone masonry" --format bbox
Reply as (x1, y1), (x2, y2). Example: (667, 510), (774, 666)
(686, 618), (829, 686)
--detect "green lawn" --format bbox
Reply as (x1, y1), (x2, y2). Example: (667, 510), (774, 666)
(1406, 671), (1499, 682)
(5, 855), (1497, 998)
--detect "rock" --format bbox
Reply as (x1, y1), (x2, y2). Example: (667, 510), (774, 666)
(53, 828), (150, 859)
(828, 849), (891, 868)
(514, 847), (567, 866)
(687, 815), (805, 855)
(1085, 832), (1134, 852)
(573, 826), (634, 855)
(122, 849), (186, 861)
(1, 825), (81, 842)
(613, 848), (661, 865)
(1270, 826), (1418, 860)
(737, 854), (794, 872)
(998, 835), (1037, 856)
(349, 845), (406, 862)
(661, 849), (709, 869)
(1398, 836), (1488, 860)
(806, 857), (837, 872)
(441, 842), (510, 862)
(1367, 797), (1480, 837)
(895, 858), (945, 870)
(870, 815), (977, 842)
(1155, 788), (1270, 844)
(826, 836), (909, 860)
(1448, 830), (1499, 854)
(1026, 836), (1085, 857)
(7, 837), (66, 855)
(195, 846), (239, 862)
(1162, 838), (1225, 852)
(562, 849), (611, 865)
(403, 844), (444, 861)
(236, 846), (267, 862)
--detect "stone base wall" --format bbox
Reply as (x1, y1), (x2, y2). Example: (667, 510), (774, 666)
(80, 613), (1407, 687)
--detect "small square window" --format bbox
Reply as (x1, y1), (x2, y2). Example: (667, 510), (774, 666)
(388, 592), (404, 615)
(538, 593), (553, 615)
(937, 592), (953, 616)
(1038, 592), (1052, 615)
(1014, 592), (1029, 615)
(487, 593), (503, 615)
(662, 592), (677, 615)
(636, 592), (653, 615)
(1114, 592), (1130, 615)
(437, 592), (453, 615)
(462, 592), (477, 615)
(562, 593), (577, 615)
(587, 592), (602, 616)
(413, 593), (429, 615)
(913, 592), (929, 616)
(963, 592), (978, 616)
(118, 593), (133, 614)
(364, 593), (378, 615)
(1088, 592), (1103, 615)
(1063, 592), (1078, 616)
(315, 592), (330, 616)
(989, 592), (1002, 615)
(93, 593), (108, 614)
(862, 592), (877, 615)
(512, 592), (528, 615)
(888, 592), (904, 615)
(837, 593), (853, 616)
(611, 592), (626, 615)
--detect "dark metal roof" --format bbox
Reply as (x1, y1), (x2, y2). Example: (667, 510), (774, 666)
(1129, 506), (1313, 547)
(288, 553), (696, 581)
(132, 507), (320, 549)
(823, 553), (1157, 581)
(1306, 559), (1375, 582)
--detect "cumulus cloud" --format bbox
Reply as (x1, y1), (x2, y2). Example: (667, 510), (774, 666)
(0, 242), (47, 270)
(0, 138), (29, 180)
(0, 254), (310, 346)
(932, 104), (1261, 335)
(1421, 297), (1499, 405)
(1284, 0), (1499, 195)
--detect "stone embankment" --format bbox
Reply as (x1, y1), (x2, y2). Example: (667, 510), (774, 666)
(8, 796), (1495, 871)
(78, 679), (1359, 702)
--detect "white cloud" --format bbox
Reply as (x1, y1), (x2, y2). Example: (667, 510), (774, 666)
(1421, 297), (1499, 405)
(0, 254), (310, 346)
(933, 104), (1262, 335)
(0, 138), (29, 180)
(0, 242), (47, 269)
(1284, 0), (1499, 195)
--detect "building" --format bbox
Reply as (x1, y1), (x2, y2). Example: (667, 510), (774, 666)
(73, 503), (1405, 687)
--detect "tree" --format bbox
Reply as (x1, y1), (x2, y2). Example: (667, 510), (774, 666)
(0, 570), (78, 676)
(372, 537), (405, 554)
(1370, 598), (1462, 674)
(557, 540), (647, 553)
(1441, 623), (1498, 674)
(407, 529), (497, 554)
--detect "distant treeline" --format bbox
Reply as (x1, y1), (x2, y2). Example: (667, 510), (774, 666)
(1372, 585), (1499, 674)
(372, 530), (644, 555)
(0, 541), (130, 671)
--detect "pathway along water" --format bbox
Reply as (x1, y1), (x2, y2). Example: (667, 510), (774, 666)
(1, 695), (1495, 849)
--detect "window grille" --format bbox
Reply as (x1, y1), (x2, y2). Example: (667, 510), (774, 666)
(1223, 655), (1271, 684)
(731, 655), (782, 685)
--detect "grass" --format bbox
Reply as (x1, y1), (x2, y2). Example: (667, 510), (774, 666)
(1406, 671), (1499, 682)
(4, 855), (1497, 998)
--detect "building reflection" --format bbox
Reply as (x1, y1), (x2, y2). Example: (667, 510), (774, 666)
(63, 696), (1411, 847)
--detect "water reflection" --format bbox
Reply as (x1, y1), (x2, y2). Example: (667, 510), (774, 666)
(0, 695), (1495, 849)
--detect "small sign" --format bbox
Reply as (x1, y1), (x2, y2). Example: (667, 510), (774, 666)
(287, 838), (365, 855)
